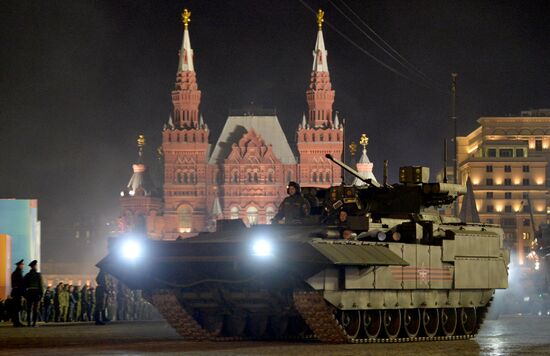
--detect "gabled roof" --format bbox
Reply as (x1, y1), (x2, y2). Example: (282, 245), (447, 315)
(208, 115), (296, 164)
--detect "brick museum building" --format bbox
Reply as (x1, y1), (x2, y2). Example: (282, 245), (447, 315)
(119, 10), (354, 239)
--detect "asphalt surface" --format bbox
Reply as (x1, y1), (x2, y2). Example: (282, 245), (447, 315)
(1, 315), (549, 355)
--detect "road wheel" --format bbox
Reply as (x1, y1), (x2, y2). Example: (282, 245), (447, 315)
(422, 308), (439, 338)
(339, 310), (361, 338)
(440, 308), (457, 336)
(383, 309), (402, 339)
(403, 308), (421, 338)
(459, 307), (477, 335)
(363, 310), (382, 339)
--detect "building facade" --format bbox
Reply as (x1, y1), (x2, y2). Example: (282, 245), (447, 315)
(457, 109), (550, 264)
(120, 10), (343, 239)
(0, 199), (41, 297)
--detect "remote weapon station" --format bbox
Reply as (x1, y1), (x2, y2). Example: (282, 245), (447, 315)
(98, 155), (509, 343)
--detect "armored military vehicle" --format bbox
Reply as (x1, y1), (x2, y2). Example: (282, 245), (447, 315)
(97, 155), (509, 343)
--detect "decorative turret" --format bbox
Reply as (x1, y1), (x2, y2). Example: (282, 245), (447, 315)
(306, 9), (335, 128)
(353, 134), (378, 186)
(296, 10), (343, 187)
(121, 135), (157, 197)
(172, 8), (202, 129)
(119, 135), (163, 238)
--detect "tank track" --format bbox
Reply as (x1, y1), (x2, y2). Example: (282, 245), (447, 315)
(293, 291), (487, 344)
(148, 290), (210, 341)
(293, 291), (349, 343)
(147, 289), (488, 343)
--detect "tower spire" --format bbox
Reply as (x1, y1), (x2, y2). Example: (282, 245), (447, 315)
(312, 9), (329, 73)
(178, 9), (194, 73)
(306, 9), (334, 128)
(172, 7), (201, 129)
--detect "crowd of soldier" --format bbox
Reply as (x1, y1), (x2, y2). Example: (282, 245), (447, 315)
(1, 260), (157, 326)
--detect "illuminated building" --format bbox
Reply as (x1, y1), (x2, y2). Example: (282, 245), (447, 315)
(0, 199), (41, 297)
(120, 9), (343, 239)
(456, 109), (550, 264)
(0, 234), (11, 299)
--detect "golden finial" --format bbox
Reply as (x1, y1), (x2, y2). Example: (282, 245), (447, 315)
(360, 134), (369, 150)
(182, 8), (191, 29)
(316, 9), (324, 30)
(137, 134), (145, 157)
(349, 141), (357, 157)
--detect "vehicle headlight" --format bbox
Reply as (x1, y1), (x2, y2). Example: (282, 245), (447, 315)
(252, 239), (273, 257)
(120, 239), (143, 261)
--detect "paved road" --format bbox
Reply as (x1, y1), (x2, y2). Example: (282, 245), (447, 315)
(1, 315), (549, 355)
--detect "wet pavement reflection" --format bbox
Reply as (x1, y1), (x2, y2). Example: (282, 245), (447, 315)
(0, 315), (549, 355)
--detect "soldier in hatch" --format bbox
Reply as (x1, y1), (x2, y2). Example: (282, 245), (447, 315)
(273, 182), (310, 224)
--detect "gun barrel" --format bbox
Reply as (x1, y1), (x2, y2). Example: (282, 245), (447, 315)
(325, 154), (380, 187)
(422, 183), (466, 196)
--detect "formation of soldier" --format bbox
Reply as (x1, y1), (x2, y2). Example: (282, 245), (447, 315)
(1, 260), (157, 326)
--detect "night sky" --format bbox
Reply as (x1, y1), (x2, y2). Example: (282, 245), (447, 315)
(1, 1), (550, 262)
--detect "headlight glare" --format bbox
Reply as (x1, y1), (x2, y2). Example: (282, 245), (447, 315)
(121, 239), (143, 261)
(252, 239), (273, 257)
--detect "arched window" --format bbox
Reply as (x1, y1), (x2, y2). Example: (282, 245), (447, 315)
(189, 172), (195, 184)
(176, 171), (183, 184)
(312, 172), (317, 182)
(232, 170), (239, 183)
(268, 170), (274, 183)
(248, 172), (253, 182)
(328, 134), (332, 141)
(320, 133), (324, 142)
(266, 207), (275, 224)
(230, 206), (239, 220)
(192, 134), (196, 142)
(303, 134), (307, 142)
(247, 206), (258, 225)
(183, 173), (188, 184)
(326, 172), (331, 182)
(176, 134), (180, 142)
(177, 205), (192, 233)
(184, 133), (187, 142)
(312, 134), (316, 142)
(320, 173), (324, 182)
(168, 134), (172, 142)
(254, 172), (259, 183)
